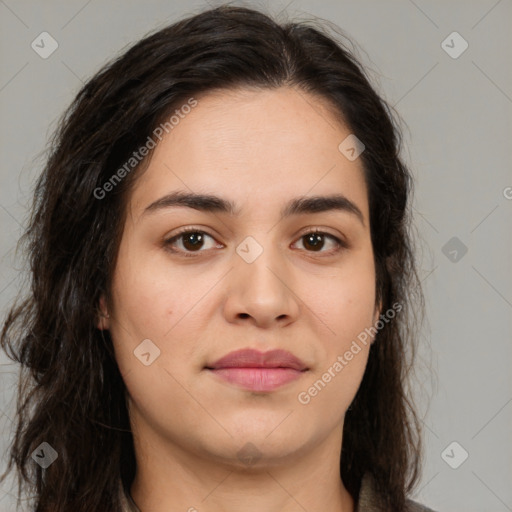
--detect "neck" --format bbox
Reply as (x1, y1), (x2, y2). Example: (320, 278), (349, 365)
(129, 428), (354, 512)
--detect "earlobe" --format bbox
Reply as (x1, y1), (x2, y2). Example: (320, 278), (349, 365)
(96, 295), (110, 330)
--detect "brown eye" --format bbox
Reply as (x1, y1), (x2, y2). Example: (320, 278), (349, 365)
(302, 232), (326, 251)
(179, 231), (206, 251)
(164, 227), (346, 258)
(294, 230), (346, 255)
(164, 229), (219, 256)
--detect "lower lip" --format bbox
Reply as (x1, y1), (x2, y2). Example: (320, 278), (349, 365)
(207, 367), (304, 392)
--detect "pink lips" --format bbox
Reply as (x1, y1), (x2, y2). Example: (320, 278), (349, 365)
(206, 349), (308, 392)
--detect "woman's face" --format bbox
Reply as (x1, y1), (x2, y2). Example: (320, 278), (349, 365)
(101, 86), (380, 468)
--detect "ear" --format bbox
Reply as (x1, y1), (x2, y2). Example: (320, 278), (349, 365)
(96, 294), (110, 330)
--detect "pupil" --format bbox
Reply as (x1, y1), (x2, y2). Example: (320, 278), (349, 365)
(305, 233), (323, 251)
(184, 232), (203, 250)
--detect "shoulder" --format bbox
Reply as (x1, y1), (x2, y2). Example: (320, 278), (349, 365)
(405, 498), (437, 512)
(357, 473), (437, 512)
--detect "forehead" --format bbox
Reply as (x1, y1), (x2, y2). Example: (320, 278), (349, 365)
(129, 87), (369, 222)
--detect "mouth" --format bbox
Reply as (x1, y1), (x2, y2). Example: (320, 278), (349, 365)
(205, 348), (309, 392)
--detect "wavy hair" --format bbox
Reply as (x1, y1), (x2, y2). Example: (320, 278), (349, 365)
(1, 4), (425, 511)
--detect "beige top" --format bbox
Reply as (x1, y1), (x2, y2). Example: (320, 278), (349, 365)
(118, 473), (436, 512)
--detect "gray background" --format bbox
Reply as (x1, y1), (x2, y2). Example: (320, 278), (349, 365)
(1, 0), (511, 510)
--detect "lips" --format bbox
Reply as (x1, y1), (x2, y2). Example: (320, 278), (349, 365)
(205, 349), (308, 392)
(208, 348), (308, 371)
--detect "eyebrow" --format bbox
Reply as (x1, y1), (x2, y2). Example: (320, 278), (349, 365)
(142, 190), (365, 226)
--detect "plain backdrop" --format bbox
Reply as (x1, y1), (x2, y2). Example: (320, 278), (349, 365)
(1, 1), (511, 511)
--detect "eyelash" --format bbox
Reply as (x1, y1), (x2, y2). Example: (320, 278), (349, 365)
(163, 227), (348, 258)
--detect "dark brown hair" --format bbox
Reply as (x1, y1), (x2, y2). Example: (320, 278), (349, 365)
(1, 4), (424, 511)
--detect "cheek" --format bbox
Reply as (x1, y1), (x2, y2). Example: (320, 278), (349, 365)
(108, 252), (222, 383)
(297, 269), (375, 416)
(307, 253), (377, 346)
(110, 250), (202, 337)
(296, 346), (369, 430)
(296, 251), (376, 408)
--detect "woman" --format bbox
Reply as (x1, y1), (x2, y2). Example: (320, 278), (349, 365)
(1, 5), (434, 511)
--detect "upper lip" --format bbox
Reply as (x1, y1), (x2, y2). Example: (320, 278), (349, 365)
(207, 349), (308, 371)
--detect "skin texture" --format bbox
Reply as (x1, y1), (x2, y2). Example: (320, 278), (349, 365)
(98, 86), (381, 512)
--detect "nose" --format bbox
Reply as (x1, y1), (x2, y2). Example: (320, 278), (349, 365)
(222, 239), (301, 329)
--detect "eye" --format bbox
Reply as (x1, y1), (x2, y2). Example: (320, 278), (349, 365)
(292, 229), (347, 255)
(164, 227), (220, 256)
(163, 227), (347, 257)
